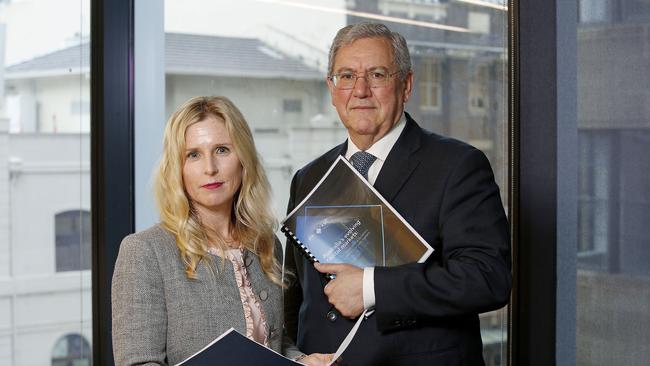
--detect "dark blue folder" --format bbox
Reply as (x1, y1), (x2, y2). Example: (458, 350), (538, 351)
(175, 328), (300, 366)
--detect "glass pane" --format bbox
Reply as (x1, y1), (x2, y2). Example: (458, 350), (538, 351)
(0, 0), (92, 365)
(154, 0), (509, 363)
(577, 0), (650, 364)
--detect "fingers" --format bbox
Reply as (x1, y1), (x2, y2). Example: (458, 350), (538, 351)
(300, 353), (337, 366)
(314, 262), (359, 274)
(314, 262), (341, 274)
(323, 280), (332, 295)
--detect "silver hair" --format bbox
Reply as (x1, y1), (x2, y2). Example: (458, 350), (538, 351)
(327, 22), (412, 80)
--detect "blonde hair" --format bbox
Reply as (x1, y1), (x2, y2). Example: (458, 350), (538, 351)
(154, 96), (282, 285)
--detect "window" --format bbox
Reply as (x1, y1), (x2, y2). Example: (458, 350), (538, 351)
(0, 1), (92, 364)
(51, 334), (91, 366)
(577, 132), (610, 270)
(419, 58), (441, 111)
(579, 0), (612, 23)
(468, 11), (491, 34)
(283, 99), (302, 113)
(55, 210), (91, 272)
(469, 64), (490, 116)
(378, 0), (447, 21)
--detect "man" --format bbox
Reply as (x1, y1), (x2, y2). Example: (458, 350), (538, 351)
(284, 22), (511, 365)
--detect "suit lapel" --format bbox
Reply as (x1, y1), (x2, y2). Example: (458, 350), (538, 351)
(374, 115), (423, 202)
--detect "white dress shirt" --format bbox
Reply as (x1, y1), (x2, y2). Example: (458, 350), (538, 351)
(344, 113), (406, 310)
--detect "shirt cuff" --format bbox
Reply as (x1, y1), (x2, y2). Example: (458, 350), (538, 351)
(362, 267), (376, 310)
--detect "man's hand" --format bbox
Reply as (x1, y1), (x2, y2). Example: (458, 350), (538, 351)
(315, 263), (364, 318)
(297, 352), (337, 366)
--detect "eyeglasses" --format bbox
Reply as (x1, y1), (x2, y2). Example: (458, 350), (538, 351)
(329, 69), (402, 90)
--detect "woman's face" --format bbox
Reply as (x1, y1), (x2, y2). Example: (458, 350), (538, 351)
(182, 116), (243, 218)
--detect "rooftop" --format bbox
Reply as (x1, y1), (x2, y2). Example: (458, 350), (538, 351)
(6, 33), (322, 80)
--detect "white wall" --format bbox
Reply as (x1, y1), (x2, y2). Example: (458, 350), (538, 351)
(7, 75), (90, 133)
(0, 118), (9, 277)
(0, 132), (91, 366)
(8, 134), (90, 275)
(166, 74), (327, 132)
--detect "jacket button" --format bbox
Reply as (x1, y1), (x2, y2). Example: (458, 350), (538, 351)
(327, 310), (337, 322)
(259, 290), (268, 301)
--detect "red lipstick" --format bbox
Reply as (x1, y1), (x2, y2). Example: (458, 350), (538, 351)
(202, 182), (223, 190)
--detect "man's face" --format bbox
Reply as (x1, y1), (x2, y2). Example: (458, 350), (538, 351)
(328, 37), (413, 145)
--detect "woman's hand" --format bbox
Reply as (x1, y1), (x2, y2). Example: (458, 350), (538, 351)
(296, 353), (338, 366)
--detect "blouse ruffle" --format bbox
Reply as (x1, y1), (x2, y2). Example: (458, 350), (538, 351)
(207, 247), (269, 346)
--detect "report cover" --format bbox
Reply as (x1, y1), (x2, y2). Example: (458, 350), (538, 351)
(175, 328), (300, 366)
(282, 156), (433, 268)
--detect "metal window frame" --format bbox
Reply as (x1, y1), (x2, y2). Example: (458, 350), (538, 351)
(91, 0), (134, 365)
(509, 0), (578, 365)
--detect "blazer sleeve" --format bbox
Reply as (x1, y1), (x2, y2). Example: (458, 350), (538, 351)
(374, 147), (512, 331)
(112, 235), (168, 366)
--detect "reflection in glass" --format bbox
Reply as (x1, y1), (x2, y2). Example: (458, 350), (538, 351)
(577, 0), (650, 364)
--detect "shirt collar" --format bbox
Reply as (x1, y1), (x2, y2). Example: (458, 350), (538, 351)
(345, 113), (407, 162)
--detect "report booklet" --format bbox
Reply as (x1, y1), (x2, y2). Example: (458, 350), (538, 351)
(174, 328), (301, 366)
(282, 156), (433, 268)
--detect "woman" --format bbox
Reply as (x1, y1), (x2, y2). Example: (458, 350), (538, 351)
(111, 96), (332, 365)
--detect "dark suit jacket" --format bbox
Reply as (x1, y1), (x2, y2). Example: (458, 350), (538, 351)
(284, 114), (511, 365)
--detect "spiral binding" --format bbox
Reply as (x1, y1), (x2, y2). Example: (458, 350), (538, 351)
(281, 225), (335, 280)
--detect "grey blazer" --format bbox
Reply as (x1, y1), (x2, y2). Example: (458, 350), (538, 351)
(111, 225), (301, 366)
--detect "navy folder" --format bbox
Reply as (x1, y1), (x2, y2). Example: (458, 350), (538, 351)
(175, 328), (300, 366)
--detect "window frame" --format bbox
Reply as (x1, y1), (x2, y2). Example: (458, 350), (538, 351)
(55, 210), (91, 272)
(509, 0), (578, 365)
(91, 0), (135, 365)
(468, 63), (490, 116)
(418, 57), (442, 112)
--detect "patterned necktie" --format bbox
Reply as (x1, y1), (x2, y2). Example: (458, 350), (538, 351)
(349, 151), (377, 180)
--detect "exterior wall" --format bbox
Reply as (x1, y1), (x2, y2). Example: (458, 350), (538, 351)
(6, 75), (90, 133)
(0, 118), (9, 277)
(8, 134), (90, 275)
(577, 270), (650, 365)
(166, 74), (328, 132)
(10, 274), (91, 366)
(0, 133), (91, 365)
(578, 20), (650, 276)
(408, 55), (507, 200)
(575, 6), (650, 366)
(578, 23), (650, 129)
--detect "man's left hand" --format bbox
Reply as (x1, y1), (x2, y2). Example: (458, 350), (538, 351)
(315, 263), (364, 318)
